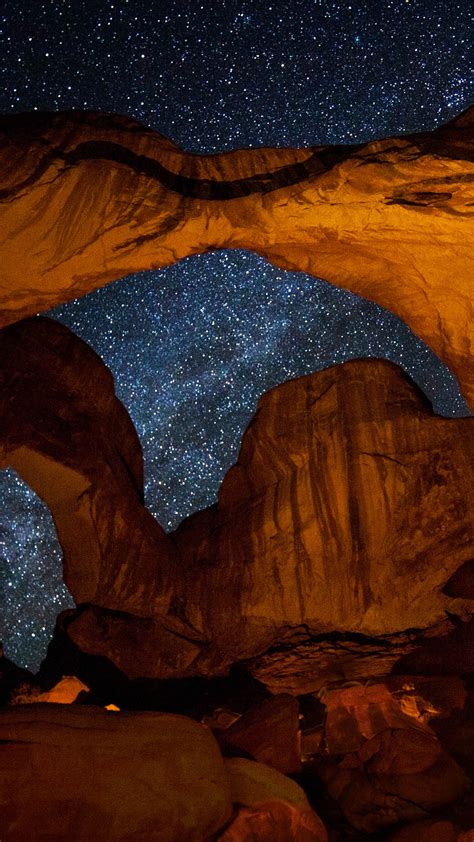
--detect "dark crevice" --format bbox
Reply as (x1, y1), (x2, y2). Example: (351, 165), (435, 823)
(0, 137), (361, 202)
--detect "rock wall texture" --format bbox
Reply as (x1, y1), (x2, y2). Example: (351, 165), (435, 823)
(2, 317), (472, 682)
(0, 316), (178, 616)
(0, 107), (473, 406)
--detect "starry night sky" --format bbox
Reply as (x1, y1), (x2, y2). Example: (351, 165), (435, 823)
(0, 1), (472, 670)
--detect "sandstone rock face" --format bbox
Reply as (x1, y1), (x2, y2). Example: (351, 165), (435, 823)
(171, 358), (474, 681)
(0, 108), (473, 407)
(0, 704), (232, 841)
(0, 316), (178, 617)
(2, 317), (472, 682)
(217, 694), (301, 774)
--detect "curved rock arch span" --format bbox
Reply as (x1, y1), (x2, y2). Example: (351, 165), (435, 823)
(0, 107), (473, 408)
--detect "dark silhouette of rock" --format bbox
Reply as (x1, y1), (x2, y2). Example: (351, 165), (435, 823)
(1, 107), (473, 408)
(394, 619), (474, 677)
(0, 642), (37, 706)
(387, 819), (458, 842)
(443, 560), (474, 600)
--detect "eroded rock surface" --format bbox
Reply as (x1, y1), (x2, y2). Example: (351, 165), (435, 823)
(171, 357), (474, 683)
(1, 317), (473, 682)
(314, 684), (469, 833)
(0, 108), (473, 406)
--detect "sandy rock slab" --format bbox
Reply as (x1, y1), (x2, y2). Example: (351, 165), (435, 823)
(0, 704), (232, 841)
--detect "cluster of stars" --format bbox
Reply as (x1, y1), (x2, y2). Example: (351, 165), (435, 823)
(0, 1), (472, 669)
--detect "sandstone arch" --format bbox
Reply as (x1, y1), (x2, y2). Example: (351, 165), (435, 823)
(0, 107), (472, 407)
(1, 317), (472, 682)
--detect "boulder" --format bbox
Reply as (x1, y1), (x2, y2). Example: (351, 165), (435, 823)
(0, 704), (232, 841)
(217, 693), (301, 774)
(216, 801), (328, 841)
(1, 108), (473, 408)
(315, 684), (469, 833)
(220, 757), (328, 841)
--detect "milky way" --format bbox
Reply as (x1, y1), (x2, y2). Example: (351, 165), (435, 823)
(0, 0), (472, 669)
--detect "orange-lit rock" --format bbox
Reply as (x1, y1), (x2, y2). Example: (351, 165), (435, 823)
(0, 704), (232, 841)
(2, 317), (473, 682)
(216, 801), (328, 842)
(0, 108), (473, 407)
(172, 358), (474, 683)
(220, 757), (328, 841)
(11, 675), (89, 705)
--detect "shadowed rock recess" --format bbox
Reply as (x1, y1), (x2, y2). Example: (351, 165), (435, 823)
(1, 318), (472, 688)
(0, 107), (473, 407)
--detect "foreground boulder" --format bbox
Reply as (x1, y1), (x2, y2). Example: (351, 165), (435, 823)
(1, 107), (473, 408)
(0, 705), (232, 841)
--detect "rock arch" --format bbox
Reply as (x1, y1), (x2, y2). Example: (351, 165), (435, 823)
(1, 317), (472, 682)
(0, 107), (473, 407)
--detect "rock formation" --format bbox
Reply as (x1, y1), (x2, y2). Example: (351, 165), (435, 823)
(0, 316), (178, 616)
(218, 757), (328, 841)
(0, 107), (473, 407)
(173, 359), (473, 682)
(1, 317), (472, 686)
(0, 704), (233, 841)
(0, 704), (330, 842)
(314, 683), (468, 833)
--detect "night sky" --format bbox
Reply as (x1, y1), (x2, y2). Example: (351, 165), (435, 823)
(0, 1), (472, 670)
